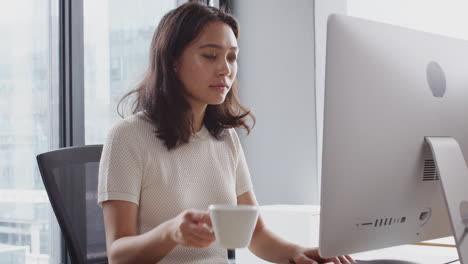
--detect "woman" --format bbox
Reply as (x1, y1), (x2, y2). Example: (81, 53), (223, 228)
(98, 2), (354, 264)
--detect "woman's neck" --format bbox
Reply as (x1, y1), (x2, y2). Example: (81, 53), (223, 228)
(191, 104), (207, 132)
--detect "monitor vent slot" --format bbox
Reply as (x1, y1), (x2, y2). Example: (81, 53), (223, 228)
(423, 159), (439, 181)
(359, 216), (407, 229)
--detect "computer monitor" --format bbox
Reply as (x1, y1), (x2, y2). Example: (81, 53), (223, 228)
(319, 14), (468, 263)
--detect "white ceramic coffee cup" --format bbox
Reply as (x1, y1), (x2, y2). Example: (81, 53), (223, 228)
(209, 204), (259, 249)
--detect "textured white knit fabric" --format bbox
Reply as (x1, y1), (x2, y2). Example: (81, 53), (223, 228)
(98, 112), (253, 264)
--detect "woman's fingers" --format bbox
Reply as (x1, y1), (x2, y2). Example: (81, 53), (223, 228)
(293, 255), (317, 264)
(185, 212), (214, 237)
(185, 210), (211, 224)
(189, 223), (215, 241)
(178, 211), (216, 247)
(330, 255), (354, 264)
(179, 223), (214, 247)
(199, 212), (213, 227)
(338, 256), (350, 263)
(345, 255), (356, 263)
(194, 224), (215, 240)
(328, 257), (341, 264)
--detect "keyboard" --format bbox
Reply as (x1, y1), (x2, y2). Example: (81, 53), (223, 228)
(354, 260), (419, 264)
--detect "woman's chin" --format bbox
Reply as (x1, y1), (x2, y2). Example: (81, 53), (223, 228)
(208, 97), (227, 105)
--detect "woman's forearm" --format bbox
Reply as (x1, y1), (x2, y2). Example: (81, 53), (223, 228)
(248, 226), (300, 264)
(108, 219), (178, 264)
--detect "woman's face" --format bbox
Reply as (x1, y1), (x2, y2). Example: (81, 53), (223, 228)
(175, 21), (238, 108)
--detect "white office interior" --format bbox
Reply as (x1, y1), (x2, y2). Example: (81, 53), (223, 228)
(1, 0), (467, 263)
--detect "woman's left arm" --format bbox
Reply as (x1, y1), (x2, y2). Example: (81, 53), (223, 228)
(237, 191), (354, 264)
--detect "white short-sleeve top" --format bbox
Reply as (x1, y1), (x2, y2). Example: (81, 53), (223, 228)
(97, 112), (253, 264)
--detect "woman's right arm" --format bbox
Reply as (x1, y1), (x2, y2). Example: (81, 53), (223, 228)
(102, 200), (215, 264)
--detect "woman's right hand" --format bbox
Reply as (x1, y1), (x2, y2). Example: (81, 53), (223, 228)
(169, 209), (216, 248)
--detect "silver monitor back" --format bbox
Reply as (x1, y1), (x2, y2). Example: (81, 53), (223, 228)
(319, 14), (468, 257)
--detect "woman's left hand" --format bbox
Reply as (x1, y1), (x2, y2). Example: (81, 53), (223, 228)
(289, 247), (355, 264)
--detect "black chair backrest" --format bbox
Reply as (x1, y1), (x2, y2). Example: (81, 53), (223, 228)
(37, 145), (107, 264)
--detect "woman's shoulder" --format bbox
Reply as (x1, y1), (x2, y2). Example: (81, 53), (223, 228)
(224, 127), (240, 141)
(106, 112), (154, 142)
(223, 128), (242, 153)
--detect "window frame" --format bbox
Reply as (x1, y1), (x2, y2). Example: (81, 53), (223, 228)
(58, 0), (84, 262)
(59, 0), (85, 149)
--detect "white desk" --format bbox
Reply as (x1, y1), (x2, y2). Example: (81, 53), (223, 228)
(236, 205), (460, 264)
(352, 237), (459, 264)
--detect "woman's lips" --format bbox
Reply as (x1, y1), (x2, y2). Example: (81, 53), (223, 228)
(209, 85), (228, 92)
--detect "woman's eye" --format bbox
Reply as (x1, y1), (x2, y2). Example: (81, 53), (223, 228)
(203, 54), (216, 60)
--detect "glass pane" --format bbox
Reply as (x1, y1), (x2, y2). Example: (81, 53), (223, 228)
(84, 0), (179, 144)
(0, 1), (59, 263)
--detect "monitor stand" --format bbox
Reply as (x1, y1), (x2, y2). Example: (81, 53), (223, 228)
(426, 136), (468, 264)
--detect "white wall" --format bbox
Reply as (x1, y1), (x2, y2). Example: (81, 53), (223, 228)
(348, 0), (468, 40)
(314, 0), (347, 203)
(233, 0), (346, 205)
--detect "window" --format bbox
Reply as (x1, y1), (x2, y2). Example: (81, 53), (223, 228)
(84, 0), (178, 144)
(1, 1), (229, 262)
(0, 1), (60, 263)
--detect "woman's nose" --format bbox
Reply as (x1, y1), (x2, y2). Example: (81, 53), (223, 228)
(217, 59), (231, 76)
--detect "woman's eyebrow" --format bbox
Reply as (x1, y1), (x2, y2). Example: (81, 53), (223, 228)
(199, 44), (238, 50)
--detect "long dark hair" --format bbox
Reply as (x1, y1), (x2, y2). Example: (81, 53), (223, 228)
(118, 2), (255, 150)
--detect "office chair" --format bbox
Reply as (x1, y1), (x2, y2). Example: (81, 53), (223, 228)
(37, 145), (107, 264)
(37, 144), (236, 263)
